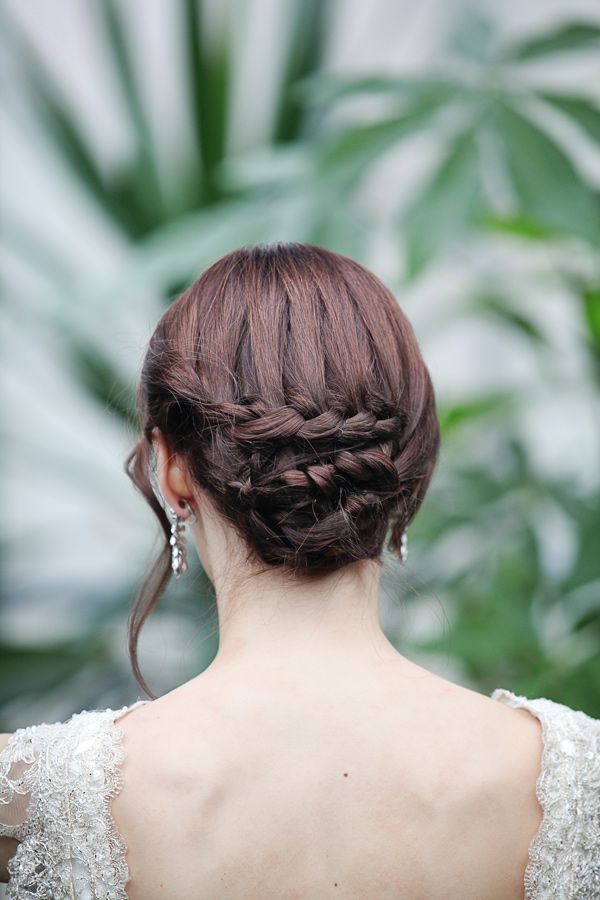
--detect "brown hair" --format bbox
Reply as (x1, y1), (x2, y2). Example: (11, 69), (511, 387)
(124, 242), (440, 697)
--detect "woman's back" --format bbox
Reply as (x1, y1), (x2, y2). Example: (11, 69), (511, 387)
(3, 661), (599, 897)
(111, 667), (547, 899)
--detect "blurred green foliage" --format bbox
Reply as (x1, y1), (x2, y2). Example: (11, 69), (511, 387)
(1, 2), (599, 722)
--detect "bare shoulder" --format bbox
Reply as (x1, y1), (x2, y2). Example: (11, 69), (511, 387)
(414, 679), (545, 896)
(431, 677), (545, 779)
(446, 685), (543, 837)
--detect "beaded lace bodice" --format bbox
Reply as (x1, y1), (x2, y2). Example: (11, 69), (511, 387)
(0, 699), (149, 899)
(1, 688), (599, 899)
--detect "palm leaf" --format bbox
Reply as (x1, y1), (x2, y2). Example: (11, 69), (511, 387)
(401, 124), (483, 277)
(502, 22), (600, 60)
(539, 92), (600, 145)
(183, 0), (230, 205)
(99, 0), (165, 224)
(492, 101), (600, 244)
(272, 0), (328, 142)
(314, 88), (458, 194)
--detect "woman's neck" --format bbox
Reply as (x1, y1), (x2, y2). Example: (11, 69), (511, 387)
(201, 558), (414, 686)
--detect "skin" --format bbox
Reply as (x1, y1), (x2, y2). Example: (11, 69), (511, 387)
(110, 428), (543, 899)
(0, 430), (545, 895)
(151, 426), (450, 685)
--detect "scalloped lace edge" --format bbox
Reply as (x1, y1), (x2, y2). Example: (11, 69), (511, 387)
(104, 700), (152, 898)
(490, 688), (550, 900)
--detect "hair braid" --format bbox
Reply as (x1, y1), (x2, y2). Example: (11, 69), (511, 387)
(125, 241), (441, 696)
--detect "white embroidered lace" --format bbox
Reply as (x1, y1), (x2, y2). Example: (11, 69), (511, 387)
(0, 699), (148, 899)
(491, 689), (600, 899)
(1, 689), (599, 899)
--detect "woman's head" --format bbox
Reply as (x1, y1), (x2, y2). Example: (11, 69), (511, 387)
(125, 242), (440, 695)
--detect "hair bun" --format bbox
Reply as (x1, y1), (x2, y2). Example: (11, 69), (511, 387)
(126, 242), (441, 693)
(221, 423), (408, 571)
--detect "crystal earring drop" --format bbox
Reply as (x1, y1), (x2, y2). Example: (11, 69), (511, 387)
(399, 529), (408, 563)
(167, 500), (195, 578)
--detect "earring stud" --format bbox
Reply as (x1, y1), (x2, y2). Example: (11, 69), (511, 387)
(399, 529), (408, 563)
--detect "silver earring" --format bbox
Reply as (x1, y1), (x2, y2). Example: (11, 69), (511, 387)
(167, 501), (195, 578)
(399, 529), (408, 563)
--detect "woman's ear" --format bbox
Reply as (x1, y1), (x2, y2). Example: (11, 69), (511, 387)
(151, 427), (196, 517)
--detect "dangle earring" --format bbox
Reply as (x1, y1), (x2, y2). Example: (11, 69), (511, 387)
(167, 500), (196, 578)
(399, 529), (408, 564)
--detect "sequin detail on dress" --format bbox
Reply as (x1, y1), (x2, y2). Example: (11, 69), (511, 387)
(0, 699), (148, 899)
(492, 688), (600, 899)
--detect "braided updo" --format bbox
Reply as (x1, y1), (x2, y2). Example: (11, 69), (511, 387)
(125, 242), (440, 695)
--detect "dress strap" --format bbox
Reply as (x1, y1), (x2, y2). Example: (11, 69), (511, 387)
(491, 687), (600, 899)
(0, 700), (149, 897)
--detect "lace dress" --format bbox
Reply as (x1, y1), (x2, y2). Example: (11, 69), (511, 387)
(1, 688), (599, 899)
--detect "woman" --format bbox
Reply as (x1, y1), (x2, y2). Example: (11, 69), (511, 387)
(1, 242), (598, 898)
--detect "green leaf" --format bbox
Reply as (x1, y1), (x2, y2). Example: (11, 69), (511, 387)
(68, 341), (137, 425)
(416, 539), (543, 679)
(0, 13), (137, 231)
(481, 213), (560, 240)
(292, 73), (458, 109)
(437, 392), (516, 434)
(539, 92), (600, 145)
(23, 76), (108, 207)
(582, 285), (600, 346)
(401, 125), (483, 277)
(114, 193), (317, 296)
(184, 0), (230, 205)
(476, 294), (548, 344)
(305, 202), (371, 259)
(215, 143), (313, 193)
(502, 21), (600, 60)
(570, 505), (600, 591)
(493, 102), (600, 244)
(99, 0), (164, 222)
(314, 89), (456, 193)
(579, 285), (600, 380)
(448, 9), (496, 63)
(0, 638), (108, 706)
(272, 0), (328, 142)
(519, 654), (600, 717)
